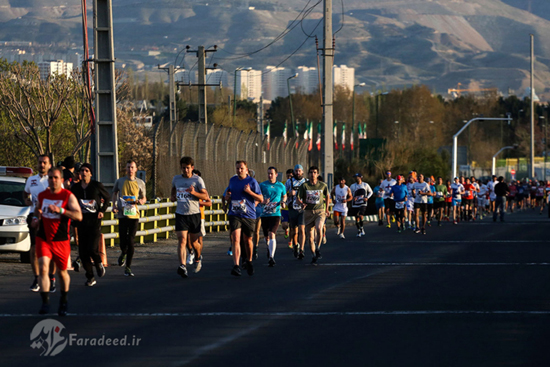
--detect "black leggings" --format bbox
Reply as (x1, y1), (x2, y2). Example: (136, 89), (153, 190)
(77, 225), (102, 280)
(119, 218), (139, 268)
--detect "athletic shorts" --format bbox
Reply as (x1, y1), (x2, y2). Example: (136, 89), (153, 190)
(375, 201), (384, 210)
(414, 203), (428, 212)
(175, 213), (201, 234)
(333, 210), (348, 218)
(384, 199), (394, 212)
(228, 216), (256, 238)
(349, 206), (367, 217)
(406, 199), (415, 212)
(433, 201), (445, 210)
(462, 199), (473, 206)
(35, 237), (71, 271)
(261, 216), (281, 237)
(452, 199), (462, 207)
(200, 218), (206, 237)
(281, 210), (289, 223)
(289, 209), (305, 227)
(304, 209), (326, 231)
(395, 208), (405, 221)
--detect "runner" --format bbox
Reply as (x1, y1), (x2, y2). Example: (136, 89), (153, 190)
(112, 160), (147, 277)
(33, 167), (82, 316)
(406, 175), (417, 229)
(349, 173), (373, 237)
(191, 169), (211, 266)
(478, 180), (488, 219)
(433, 177), (448, 226)
(462, 178), (476, 221)
(470, 176), (480, 219)
(450, 177), (465, 224)
(390, 175), (408, 232)
(286, 164), (307, 259)
(259, 167), (287, 267)
(372, 179), (385, 227)
(426, 177), (436, 226)
(225, 161), (263, 276)
(381, 171), (396, 228)
(24, 154), (57, 293)
(281, 169), (293, 247)
(70, 163), (110, 286)
(170, 157), (209, 278)
(508, 180), (517, 213)
(487, 175), (498, 213)
(412, 174), (432, 234)
(493, 176), (509, 222)
(296, 166), (330, 264)
(536, 182), (545, 214)
(331, 177), (352, 239)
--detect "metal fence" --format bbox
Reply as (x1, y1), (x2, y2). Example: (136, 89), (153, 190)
(152, 121), (310, 198)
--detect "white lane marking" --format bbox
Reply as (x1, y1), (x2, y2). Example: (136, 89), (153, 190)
(3, 311), (550, 317)
(318, 262), (550, 266)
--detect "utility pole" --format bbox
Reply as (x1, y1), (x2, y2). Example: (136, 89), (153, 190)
(530, 34), (535, 179)
(321, 0), (334, 190)
(92, 0), (118, 190)
(158, 64), (179, 156)
(186, 45), (218, 133)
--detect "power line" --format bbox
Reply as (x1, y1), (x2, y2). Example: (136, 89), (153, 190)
(333, 0), (345, 36)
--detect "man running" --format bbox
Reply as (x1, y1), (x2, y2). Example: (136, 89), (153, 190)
(331, 177), (352, 239)
(225, 161), (263, 276)
(349, 173), (373, 237)
(24, 154), (58, 293)
(450, 177), (465, 224)
(433, 177), (448, 226)
(286, 164), (307, 259)
(259, 167), (287, 267)
(297, 166), (330, 264)
(390, 175), (408, 232)
(70, 163), (110, 286)
(412, 174), (432, 234)
(33, 167), (82, 316)
(462, 178), (476, 221)
(373, 179), (385, 226)
(171, 157), (209, 278)
(381, 171), (396, 228)
(112, 160), (147, 277)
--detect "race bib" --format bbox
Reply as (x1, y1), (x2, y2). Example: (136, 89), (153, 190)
(336, 195), (346, 204)
(176, 187), (192, 202)
(395, 201), (405, 209)
(354, 195), (365, 205)
(231, 200), (247, 214)
(292, 197), (303, 211)
(41, 199), (63, 219)
(436, 191), (443, 198)
(263, 201), (279, 215)
(122, 196), (137, 217)
(377, 191), (384, 198)
(80, 199), (97, 214)
(306, 190), (321, 205)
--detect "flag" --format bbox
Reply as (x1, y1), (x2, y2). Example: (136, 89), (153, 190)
(342, 123), (346, 150)
(308, 121), (313, 151)
(351, 123), (354, 151)
(316, 123), (322, 151)
(358, 123), (363, 140)
(333, 121), (338, 150)
(295, 120), (299, 149)
(303, 120), (309, 140)
(363, 123), (367, 139)
(265, 121), (271, 150)
(282, 121), (287, 146)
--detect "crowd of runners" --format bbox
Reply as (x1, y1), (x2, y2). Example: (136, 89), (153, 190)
(21, 154), (550, 316)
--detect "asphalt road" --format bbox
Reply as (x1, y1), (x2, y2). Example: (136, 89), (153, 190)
(1, 209), (550, 366)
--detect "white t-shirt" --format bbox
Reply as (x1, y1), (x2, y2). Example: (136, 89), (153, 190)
(350, 182), (373, 207)
(333, 185), (349, 213)
(381, 178), (396, 199)
(487, 180), (497, 200)
(413, 182), (430, 204)
(451, 183), (464, 200)
(24, 174), (49, 212)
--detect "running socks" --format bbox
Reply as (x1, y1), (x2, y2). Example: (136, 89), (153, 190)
(268, 239), (277, 258)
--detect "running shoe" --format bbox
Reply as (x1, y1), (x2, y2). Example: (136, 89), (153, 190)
(194, 256), (203, 273)
(187, 251), (195, 265)
(322, 236), (327, 245)
(30, 277), (40, 292)
(386, 224), (391, 228)
(72, 257), (81, 272)
(284, 229), (289, 239)
(124, 267), (134, 277)
(421, 228), (426, 235)
(453, 220), (457, 225)
(336, 226), (341, 235)
(268, 257), (276, 267)
(311, 256), (318, 266)
(357, 231), (362, 237)
(96, 263), (106, 278)
(231, 265), (242, 276)
(288, 242), (293, 249)
(293, 244), (299, 258)
(391, 216), (396, 223)
(85, 278), (97, 287)
(118, 253), (126, 267)
(246, 261), (254, 276)
(39, 303), (49, 315)
(315, 250), (322, 259)
(298, 250), (305, 260)
(361, 228), (365, 236)
(50, 278), (56, 293)
(414, 228), (421, 234)
(339, 233), (345, 239)
(227, 248), (233, 256)
(177, 264), (189, 278)
(58, 302), (68, 317)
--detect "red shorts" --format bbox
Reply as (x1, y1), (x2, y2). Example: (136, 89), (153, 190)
(36, 237), (71, 271)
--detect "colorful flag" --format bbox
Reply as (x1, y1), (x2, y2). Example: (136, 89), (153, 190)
(283, 121), (287, 146)
(333, 121), (338, 150)
(265, 121), (271, 150)
(358, 123), (363, 140)
(351, 123), (354, 151)
(308, 122), (313, 151)
(363, 123), (367, 139)
(316, 123), (322, 151)
(342, 123), (346, 150)
(295, 120), (299, 149)
(303, 120), (309, 140)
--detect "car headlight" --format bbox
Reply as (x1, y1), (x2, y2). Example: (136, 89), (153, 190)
(3, 216), (27, 226)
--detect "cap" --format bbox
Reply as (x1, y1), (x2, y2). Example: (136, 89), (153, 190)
(386, 170), (391, 174)
(353, 173), (362, 178)
(396, 175), (403, 180)
(63, 156), (75, 169)
(80, 162), (93, 173)
(294, 164), (304, 171)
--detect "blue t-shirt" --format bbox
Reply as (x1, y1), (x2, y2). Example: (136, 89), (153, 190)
(226, 175), (262, 219)
(373, 185), (385, 203)
(260, 181), (286, 217)
(427, 185), (436, 204)
(391, 184), (408, 202)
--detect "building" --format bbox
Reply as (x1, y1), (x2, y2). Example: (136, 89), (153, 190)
(205, 69), (229, 88)
(333, 65), (355, 91)
(235, 69), (262, 102)
(262, 66), (292, 101)
(38, 60), (73, 80)
(295, 66), (319, 94)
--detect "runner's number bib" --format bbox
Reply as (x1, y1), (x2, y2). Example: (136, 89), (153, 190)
(306, 190), (321, 205)
(395, 201), (405, 209)
(122, 196), (137, 217)
(231, 200), (247, 214)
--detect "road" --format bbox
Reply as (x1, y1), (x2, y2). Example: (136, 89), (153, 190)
(1, 209), (550, 366)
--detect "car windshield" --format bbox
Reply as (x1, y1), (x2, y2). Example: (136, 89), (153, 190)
(0, 181), (27, 207)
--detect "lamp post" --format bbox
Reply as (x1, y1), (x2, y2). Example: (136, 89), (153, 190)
(492, 145), (518, 176)
(233, 67), (252, 126)
(452, 116), (512, 179)
(287, 73), (299, 135)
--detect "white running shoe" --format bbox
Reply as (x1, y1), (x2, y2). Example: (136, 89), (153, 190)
(357, 231), (362, 237)
(339, 233), (345, 239)
(186, 252), (195, 265)
(360, 228), (365, 236)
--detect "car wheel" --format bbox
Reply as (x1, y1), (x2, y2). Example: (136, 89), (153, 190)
(20, 251), (31, 263)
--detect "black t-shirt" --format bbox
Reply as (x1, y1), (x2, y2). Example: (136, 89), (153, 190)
(494, 182), (509, 197)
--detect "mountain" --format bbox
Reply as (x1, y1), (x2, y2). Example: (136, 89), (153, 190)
(0, 0), (549, 98)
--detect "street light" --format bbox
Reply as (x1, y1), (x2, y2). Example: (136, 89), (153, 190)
(492, 145), (518, 176)
(287, 73), (299, 135)
(233, 67), (252, 125)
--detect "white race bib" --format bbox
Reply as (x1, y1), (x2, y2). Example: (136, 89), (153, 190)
(395, 201), (405, 209)
(231, 200), (247, 214)
(122, 196), (137, 217)
(41, 199), (63, 219)
(306, 190), (321, 205)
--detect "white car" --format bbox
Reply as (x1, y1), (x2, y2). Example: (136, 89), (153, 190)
(0, 167), (33, 263)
